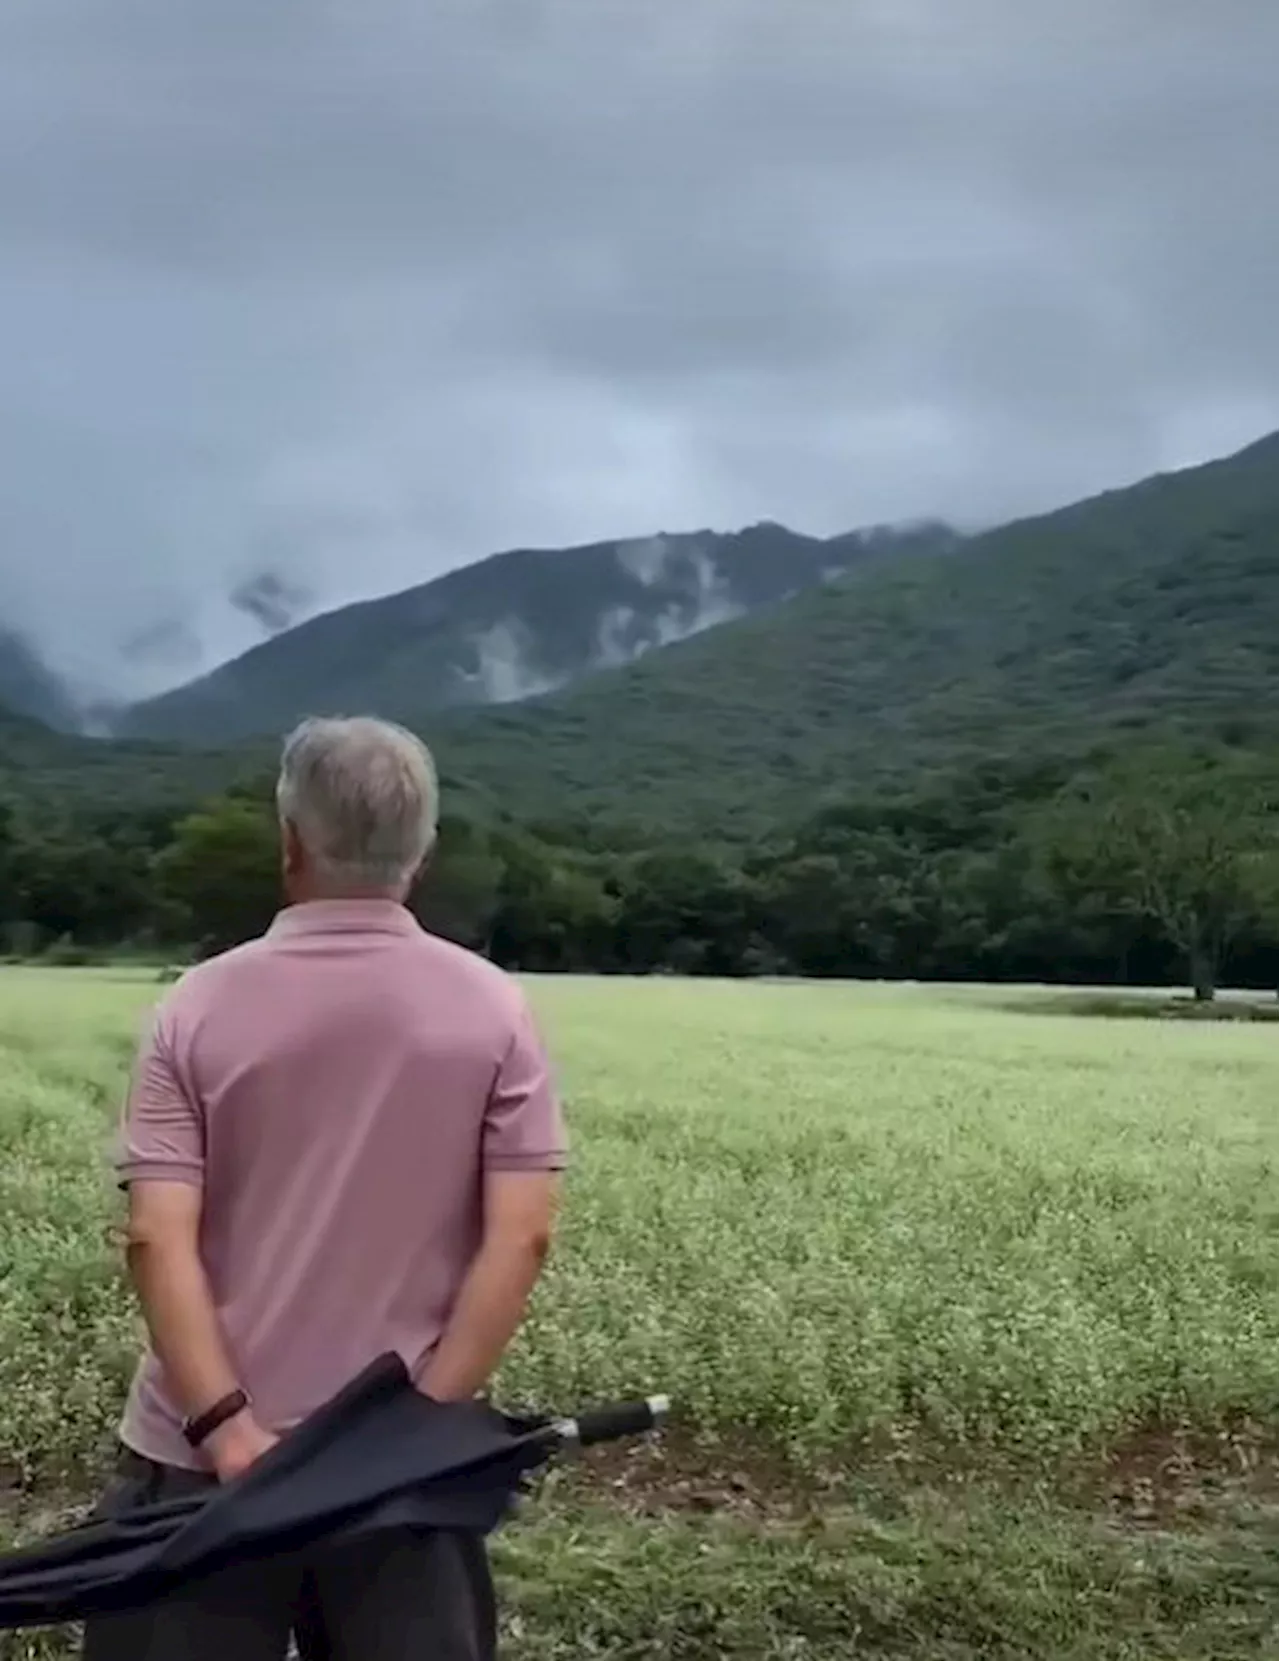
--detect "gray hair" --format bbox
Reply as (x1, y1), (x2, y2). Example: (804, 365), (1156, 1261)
(276, 716), (439, 892)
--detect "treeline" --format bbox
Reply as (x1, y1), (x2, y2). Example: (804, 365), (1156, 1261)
(1, 744), (1275, 999)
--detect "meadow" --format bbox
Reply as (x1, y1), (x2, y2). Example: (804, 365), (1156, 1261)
(0, 967), (1274, 1659)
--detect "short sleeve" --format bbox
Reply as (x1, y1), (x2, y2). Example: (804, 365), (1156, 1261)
(483, 996), (568, 1173)
(114, 1004), (205, 1188)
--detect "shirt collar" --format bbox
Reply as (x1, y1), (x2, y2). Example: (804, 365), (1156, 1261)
(267, 899), (421, 938)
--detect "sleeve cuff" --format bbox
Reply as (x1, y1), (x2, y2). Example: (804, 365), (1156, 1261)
(115, 1161), (205, 1189)
(483, 1151), (569, 1173)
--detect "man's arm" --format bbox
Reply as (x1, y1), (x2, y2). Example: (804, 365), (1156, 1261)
(125, 1182), (277, 1479)
(118, 1008), (276, 1480)
(416, 1170), (560, 1402)
(417, 994), (567, 1403)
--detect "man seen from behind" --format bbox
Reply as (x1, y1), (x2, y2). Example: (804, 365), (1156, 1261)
(82, 715), (566, 1661)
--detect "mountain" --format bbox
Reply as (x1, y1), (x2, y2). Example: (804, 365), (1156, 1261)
(115, 520), (959, 742)
(1, 563), (320, 736)
(0, 628), (82, 730)
(4, 436), (1274, 834)
(0, 697), (256, 815)
(415, 433), (1277, 830)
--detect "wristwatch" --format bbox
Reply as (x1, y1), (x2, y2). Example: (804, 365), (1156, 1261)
(182, 1388), (250, 1450)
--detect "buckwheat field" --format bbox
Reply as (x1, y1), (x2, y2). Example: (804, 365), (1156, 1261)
(0, 968), (1274, 1660)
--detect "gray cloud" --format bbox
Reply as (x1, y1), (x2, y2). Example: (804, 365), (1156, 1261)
(0, 0), (1274, 699)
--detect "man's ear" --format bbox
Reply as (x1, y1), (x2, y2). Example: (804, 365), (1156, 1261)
(411, 842), (436, 890)
(281, 818), (305, 878)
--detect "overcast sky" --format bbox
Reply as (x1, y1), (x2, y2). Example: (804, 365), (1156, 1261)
(0, 0), (1275, 697)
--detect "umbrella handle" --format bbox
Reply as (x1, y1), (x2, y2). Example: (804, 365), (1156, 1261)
(551, 1396), (670, 1448)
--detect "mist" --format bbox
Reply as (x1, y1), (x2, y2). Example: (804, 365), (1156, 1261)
(0, 0), (1273, 702)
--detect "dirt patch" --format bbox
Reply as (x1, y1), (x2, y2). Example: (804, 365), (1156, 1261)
(561, 1428), (831, 1522)
(546, 1418), (1278, 1535)
(4, 1422), (1274, 1553)
(1081, 1422), (1277, 1528)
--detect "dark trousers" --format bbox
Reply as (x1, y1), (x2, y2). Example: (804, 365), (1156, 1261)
(80, 1449), (496, 1661)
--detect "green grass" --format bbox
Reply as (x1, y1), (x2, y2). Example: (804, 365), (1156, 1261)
(0, 969), (1275, 1658)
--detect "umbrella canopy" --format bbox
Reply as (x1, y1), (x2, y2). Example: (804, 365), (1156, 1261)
(0, 1353), (666, 1631)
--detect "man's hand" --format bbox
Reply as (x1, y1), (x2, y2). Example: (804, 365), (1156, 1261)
(417, 1170), (559, 1404)
(204, 1410), (279, 1483)
(125, 1179), (263, 1477)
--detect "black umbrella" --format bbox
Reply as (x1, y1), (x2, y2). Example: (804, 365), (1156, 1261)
(0, 1353), (668, 1631)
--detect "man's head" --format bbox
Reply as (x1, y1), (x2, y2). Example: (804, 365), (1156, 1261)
(275, 716), (439, 903)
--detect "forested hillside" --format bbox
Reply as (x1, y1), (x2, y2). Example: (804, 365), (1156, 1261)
(1, 435), (1274, 999)
(115, 521), (957, 743)
(422, 434), (1277, 830)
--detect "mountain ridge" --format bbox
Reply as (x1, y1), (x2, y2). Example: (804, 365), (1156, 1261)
(412, 431), (1277, 828)
(0, 628), (84, 732)
(0, 434), (1274, 835)
(111, 517), (960, 742)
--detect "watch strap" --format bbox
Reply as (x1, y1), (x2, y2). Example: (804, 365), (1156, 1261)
(182, 1388), (249, 1449)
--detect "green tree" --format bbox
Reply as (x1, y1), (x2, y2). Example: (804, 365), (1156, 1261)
(412, 815), (506, 952)
(0, 798), (17, 926)
(613, 849), (755, 975)
(1036, 751), (1275, 1001)
(6, 820), (154, 945)
(490, 831), (618, 970)
(153, 797), (281, 954)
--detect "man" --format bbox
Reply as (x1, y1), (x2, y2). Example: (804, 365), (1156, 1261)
(83, 715), (566, 1661)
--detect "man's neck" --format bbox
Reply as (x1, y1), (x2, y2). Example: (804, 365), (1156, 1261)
(286, 885), (405, 908)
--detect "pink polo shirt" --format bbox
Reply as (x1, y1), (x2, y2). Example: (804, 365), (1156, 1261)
(114, 899), (567, 1470)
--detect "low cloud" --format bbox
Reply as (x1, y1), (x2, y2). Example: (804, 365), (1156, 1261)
(0, 0), (1272, 697)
